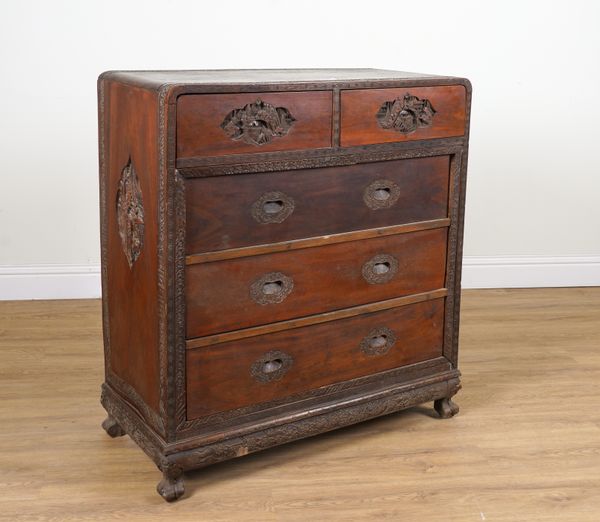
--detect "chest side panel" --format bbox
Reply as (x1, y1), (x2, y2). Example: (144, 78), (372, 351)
(102, 81), (161, 412)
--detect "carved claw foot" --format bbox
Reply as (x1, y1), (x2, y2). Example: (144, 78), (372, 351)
(157, 466), (185, 502)
(102, 415), (126, 437)
(434, 397), (459, 419)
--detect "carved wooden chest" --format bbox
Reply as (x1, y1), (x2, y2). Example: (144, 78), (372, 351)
(98, 69), (471, 501)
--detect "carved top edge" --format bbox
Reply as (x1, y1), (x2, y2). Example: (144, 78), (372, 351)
(98, 71), (471, 96)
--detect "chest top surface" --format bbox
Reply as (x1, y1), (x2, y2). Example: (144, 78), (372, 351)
(100, 68), (467, 88)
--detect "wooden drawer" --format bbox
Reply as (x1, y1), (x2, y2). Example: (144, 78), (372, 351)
(341, 86), (466, 147)
(186, 297), (445, 419)
(177, 91), (333, 158)
(186, 156), (449, 255)
(186, 228), (447, 338)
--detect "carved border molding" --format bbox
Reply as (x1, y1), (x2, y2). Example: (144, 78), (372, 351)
(165, 376), (460, 471)
(101, 372), (460, 473)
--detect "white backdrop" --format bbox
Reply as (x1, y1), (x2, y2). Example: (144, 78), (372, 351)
(1, 0), (599, 298)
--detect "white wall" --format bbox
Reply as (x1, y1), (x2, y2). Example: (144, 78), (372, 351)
(1, 0), (599, 298)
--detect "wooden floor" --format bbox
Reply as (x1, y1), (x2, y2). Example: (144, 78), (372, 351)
(1, 288), (599, 521)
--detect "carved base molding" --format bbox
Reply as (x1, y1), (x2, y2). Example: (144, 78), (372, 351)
(101, 373), (460, 501)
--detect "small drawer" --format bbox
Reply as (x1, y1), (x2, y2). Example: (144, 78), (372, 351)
(186, 297), (445, 419)
(186, 156), (449, 255)
(341, 85), (466, 147)
(185, 228), (447, 338)
(177, 91), (333, 158)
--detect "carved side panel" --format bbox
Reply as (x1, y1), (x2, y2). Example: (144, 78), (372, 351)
(221, 99), (296, 146)
(116, 158), (145, 268)
(376, 93), (436, 134)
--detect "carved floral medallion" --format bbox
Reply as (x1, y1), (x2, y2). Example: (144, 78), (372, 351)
(221, 99), (296, 146)
(376, 93), (436, 134)
(116, 158), (145, 268)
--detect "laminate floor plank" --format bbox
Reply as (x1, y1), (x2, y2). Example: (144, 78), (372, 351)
(1, 288), (599, 520)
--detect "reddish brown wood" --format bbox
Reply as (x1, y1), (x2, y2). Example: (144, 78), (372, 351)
(177, 91), (333, 158)
(186, 218), (450, 265)
(186, 288), (448, 349)
(99, 69), (471, 501)
(103, 81), (161, 412)
(185, 156), (450, 254)
(341, 86), (466, 147)
(185, 228), (447, 338)
(186, 298), (445, 418)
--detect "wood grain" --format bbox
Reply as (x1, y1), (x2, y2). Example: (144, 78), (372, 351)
(186, 288), (448, 349)
(341, 86), (466, 147)
(177, 91), (333, 158)
(186, 298), (445, 419)
(2, 288), (600, 520)
(185, 228), (448, 338)
(103, 80), (160, 411)
(186, 218), (450, 265)
(185, 156), (450, 254)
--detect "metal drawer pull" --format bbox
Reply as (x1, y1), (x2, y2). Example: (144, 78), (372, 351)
(362, 254), (399, 284)
(363, 179), (400, 210)
(250, 271), (294, 305)
(251, 191), (295, 224)
(251, 350), (294, 383)
(360, 326), (396, 356)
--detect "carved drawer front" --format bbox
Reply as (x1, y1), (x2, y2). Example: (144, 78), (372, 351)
(186, 156), (449, 255)
(185, 228), (447, 338)
(176, 91), (333, 158)
(186, 297), (445, 419)
(340, 85), (467, 147)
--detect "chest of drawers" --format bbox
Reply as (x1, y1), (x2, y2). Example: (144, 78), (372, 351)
(98, 69), (471, 501)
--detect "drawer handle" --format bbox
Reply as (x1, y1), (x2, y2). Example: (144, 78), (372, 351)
(362, 254), (399, 284)
(363, 179), (401, 210)
(250, 271), (294, 305)
(251, 191), (295, 224)
(251, 350), (294, 383)
(376, 92), (436, 134)
(360, 326), (397, 356)
(220, 98), (296, 146)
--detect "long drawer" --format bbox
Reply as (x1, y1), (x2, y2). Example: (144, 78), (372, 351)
(185, 156), (450, 254)
(185, 228), (447, 338)
(186, 297), (445, 419)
